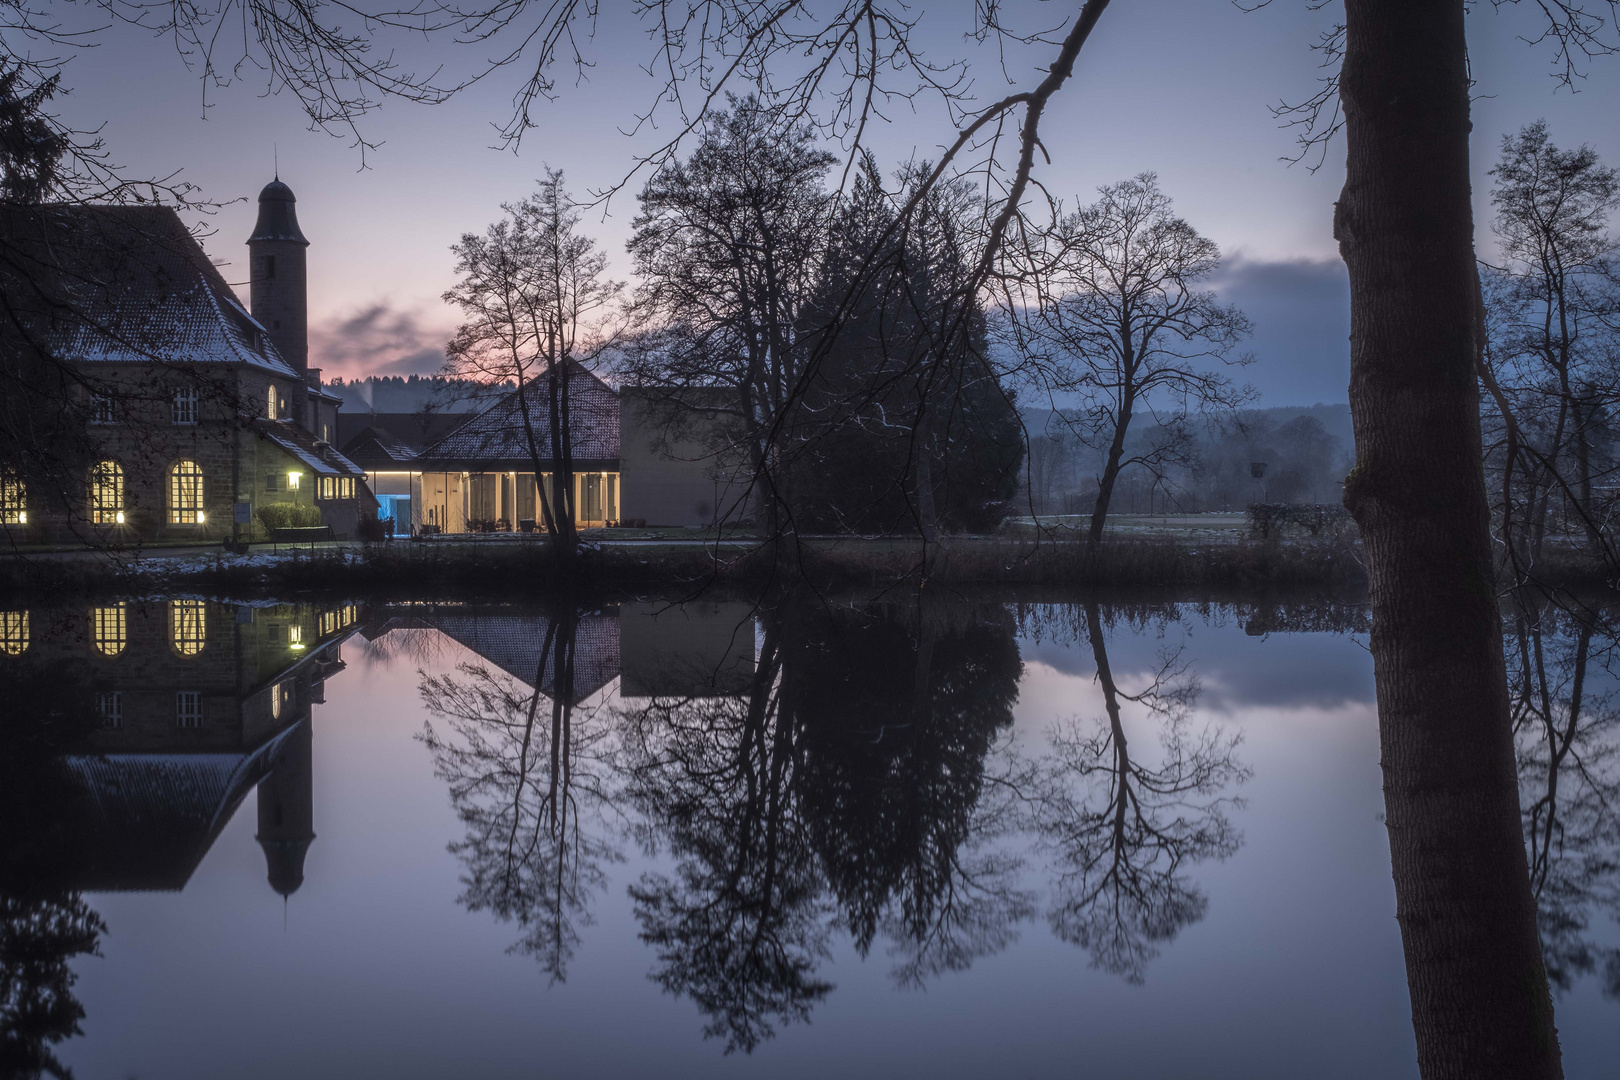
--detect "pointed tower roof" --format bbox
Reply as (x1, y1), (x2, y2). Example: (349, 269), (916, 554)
(249, 178), (309, 245)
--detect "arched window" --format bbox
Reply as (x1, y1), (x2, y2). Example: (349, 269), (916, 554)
(91, 603), (126, 657)
(267, 384), (279, 420)
(170, 599), (206, 656)
(89, 461), (124, 525)
(0, 611), (27, 655)
(169, 461), (206, 524)
(0, 469), (24, 525)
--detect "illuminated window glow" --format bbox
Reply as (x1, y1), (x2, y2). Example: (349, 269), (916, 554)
(170, 599), (206, 656)
(0, 611), (28, 655)
(169, 461), (206, 524)
(91, 604), (126, 657)
(89, 461), (124, 525)
(267, 385), (279, 420)
(0, 470), (25, 525)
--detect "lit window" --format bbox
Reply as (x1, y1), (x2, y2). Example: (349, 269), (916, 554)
(319, 476), (334, 500)
(286, 471), (301, 491)
(98, 691), (122, 728)
(89, 461), (124, 525)
(172, 386), (199, 425)
(91, 604), (126, 657)
(90, 393), (115, 425)
(343, 478), (355, 499)
(176, 691), (203, 729)
(170, 599), (206, 656)
(267, 385), (279, 420)
(0, 611), (28, 655)
(169, 461), (206, 524)
(0, 470), (25, 525)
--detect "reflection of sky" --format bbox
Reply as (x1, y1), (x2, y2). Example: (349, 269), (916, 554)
(59, 611), (1619, 1078)
(36, 1), (1620, 397)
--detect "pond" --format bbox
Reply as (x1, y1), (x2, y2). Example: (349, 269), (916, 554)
(1, 591), (1616, 1078)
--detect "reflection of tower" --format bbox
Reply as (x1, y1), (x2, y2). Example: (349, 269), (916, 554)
(256, 717), (315, 897)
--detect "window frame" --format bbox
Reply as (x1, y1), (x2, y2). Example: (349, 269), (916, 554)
(99, 691), (122, 728)
(172, 386), (199, 425)
(0, 610), (28, 655)
(91, 603), (127, 657)
(176, 691), (204, 729)
(90, 393), (116, 425)
(169, 599), (207, 656)
(0, 470), (25, 525)
(89, 460), (125, 525)
(169, 460), (206, 525)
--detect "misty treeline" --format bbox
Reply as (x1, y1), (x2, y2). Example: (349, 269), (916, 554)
(1023, 405), (1353, 517)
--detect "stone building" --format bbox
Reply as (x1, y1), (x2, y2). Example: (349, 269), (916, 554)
(0, 180), (370, 544)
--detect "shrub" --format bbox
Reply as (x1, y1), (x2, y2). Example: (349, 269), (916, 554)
(357, 515), (388, 542)
(257, 502), (323, 530)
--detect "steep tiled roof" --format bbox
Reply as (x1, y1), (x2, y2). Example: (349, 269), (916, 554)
(257, 419), (366, 477)
(418, 362), (620, 465)
(0, 204), (298, 377)
(341, 425), (419, 468)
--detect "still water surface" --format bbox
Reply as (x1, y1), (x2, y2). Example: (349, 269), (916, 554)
(3, 592), (1617, 1078)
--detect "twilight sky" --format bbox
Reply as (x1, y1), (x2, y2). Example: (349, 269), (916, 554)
(44, 0), (1620, 404)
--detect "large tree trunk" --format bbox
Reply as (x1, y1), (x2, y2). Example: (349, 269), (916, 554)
(1337, 2), (1560, 1076)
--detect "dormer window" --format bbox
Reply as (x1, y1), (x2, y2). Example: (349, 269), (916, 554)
(267, 385), (279, 420)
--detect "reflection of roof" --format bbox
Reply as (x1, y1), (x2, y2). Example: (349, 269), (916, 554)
(60, 723), (300, 892)
(426, 612), (621, 703)
(0, 204), (299, 377)
(419, 362), (620, 466)
(258, 419), (365, 476)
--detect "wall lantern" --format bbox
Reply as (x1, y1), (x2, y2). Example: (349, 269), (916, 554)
(287, 471), (302, 490)
(115, 511), (126, 525)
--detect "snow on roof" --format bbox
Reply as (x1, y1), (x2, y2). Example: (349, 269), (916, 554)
(418, 362), (620, 465)
(0, 204), (299, 378)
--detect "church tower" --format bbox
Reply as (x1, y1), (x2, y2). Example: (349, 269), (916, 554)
(256, 716), (316, 897)
(247, 178), (310, 376)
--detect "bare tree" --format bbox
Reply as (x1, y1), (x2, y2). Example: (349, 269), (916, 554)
(1481, 121), (1620, 565)
(1002, 174), (1253, 547)
(443, 169), (621, 558)
(622, 97), (835, 539)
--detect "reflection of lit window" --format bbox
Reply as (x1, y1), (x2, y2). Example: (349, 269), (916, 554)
(169, 461), (206, 524)
(288, 625), (304, 649)
(0, 470), (25, 525)
(91, 604), (126, 657)
(172, 386), (198, 425)
(176, 691), (203, 729)
(89, 461), (125, 525)
(98, 691), (122, 728)
(0, 611), (27, 655)
(271, 680), (284, 720)
(170, 600), (206, 656)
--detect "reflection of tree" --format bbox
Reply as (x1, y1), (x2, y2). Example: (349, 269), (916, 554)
(620, 619), (832, 1054)
(620, 593), (1031, 1050)
(0, 663), (104, 1079)
(419, 608), (619, 982)
(1506, 595), (1620, 999)
(790, 600), (1033, 987)
(1031, 603), (1248, 983)
(0, 893), (104, 1080)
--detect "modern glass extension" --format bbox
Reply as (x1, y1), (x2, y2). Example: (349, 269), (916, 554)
(364, 470), (620, 536)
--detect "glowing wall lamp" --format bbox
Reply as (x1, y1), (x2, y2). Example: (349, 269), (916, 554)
(287, 471), (302, 491)
(114, 511), (125, 525)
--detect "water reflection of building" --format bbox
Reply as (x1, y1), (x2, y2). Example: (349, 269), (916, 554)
(0, 600), (357, 894)
(361, 600), (758, 701)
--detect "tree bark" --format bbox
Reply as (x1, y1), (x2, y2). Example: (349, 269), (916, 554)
(1337, 2), (1560, 1076)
